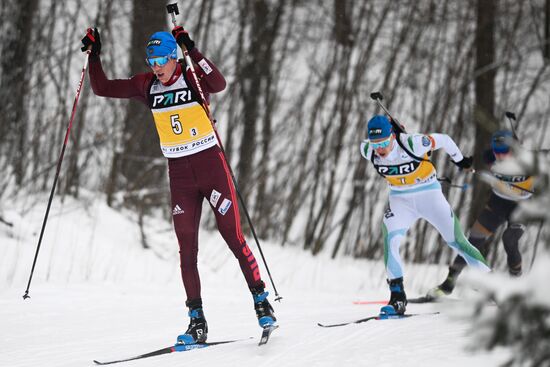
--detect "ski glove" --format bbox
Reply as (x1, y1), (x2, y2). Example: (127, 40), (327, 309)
(81, 27), (101, 56)
(453, 156), (473, 170)
(172, 26), (195, 51)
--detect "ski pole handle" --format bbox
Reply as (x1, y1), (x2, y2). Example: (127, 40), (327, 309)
(167, 3), (179, 27)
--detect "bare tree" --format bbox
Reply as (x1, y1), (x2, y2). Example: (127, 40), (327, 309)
(0, 0), (40, 185)
(1, 0), (548, 270)
(469, 0), (497, 227)
(105, 0), (167, 209)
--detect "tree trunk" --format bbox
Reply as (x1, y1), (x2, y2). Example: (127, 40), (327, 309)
(236, 0), (265, 204)
(0, 0), (39, 185)
(107, 0), (166, 208)
(470, 0), (497, 227)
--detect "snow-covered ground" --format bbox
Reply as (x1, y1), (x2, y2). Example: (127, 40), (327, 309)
(0, 195), (509, 366)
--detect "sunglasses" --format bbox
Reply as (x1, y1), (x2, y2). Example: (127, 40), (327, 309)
(492, 138), (511, 154)
(493, 148), (510, 155)
(146, 48), (178, 67)
(146, 55), (174, 67)
(371, 136), (392, 149)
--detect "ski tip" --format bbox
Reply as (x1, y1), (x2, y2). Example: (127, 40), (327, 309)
(93, 360), (113, 366)
(258, 324), (279, 346)
(316, 322), (344, 328)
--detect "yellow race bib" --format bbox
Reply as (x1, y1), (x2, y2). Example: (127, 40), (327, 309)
(149, 73), (217, 158)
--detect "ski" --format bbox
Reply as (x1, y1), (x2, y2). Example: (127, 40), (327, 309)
(93, 339), (246, 365)
(408, 295), (461, 303)
(409, 295), (498, 306)
(408, 295), (439, 303)
(317, 312), (440, 328)
(258, 325), (279, 346)
(352, 296), (458, 305)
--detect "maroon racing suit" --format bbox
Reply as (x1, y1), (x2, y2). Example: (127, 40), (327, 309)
(88, 49), (264, 304)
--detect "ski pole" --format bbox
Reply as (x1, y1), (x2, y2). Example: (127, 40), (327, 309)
(369, 92), (393, 119)
(22, 51), (91, 300)
(166, 3), (282, 301)
(437, 176), (469, 191)
(370, 91), (405, 134)
(504, 112), (550, 152)
(504, 111), (521, 142)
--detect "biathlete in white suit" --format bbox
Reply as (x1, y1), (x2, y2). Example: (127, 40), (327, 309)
(360, 115), (490, 315)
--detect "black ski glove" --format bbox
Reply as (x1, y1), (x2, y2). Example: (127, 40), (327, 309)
(81, 27), (101, 56)
(171, 26), (195, 51)
(453, 156), (473, 170)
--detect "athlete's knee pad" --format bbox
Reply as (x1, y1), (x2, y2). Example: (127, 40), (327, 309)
(502, 224), (524, 268)
(502, 224), (524, 249)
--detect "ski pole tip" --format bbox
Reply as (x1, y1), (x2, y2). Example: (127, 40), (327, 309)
(274, 296), (283, 302)
(22, 292), (30, 300)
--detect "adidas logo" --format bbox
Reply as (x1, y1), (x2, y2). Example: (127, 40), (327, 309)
(172, 204), (184, 215)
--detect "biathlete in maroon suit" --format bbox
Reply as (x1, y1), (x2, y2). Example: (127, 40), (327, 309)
(81, 26), (276, 344)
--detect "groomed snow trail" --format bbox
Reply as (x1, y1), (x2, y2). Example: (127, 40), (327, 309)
(0, 197), (507, 366)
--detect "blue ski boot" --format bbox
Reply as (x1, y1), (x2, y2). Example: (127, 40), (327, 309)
(251, 286), (276, 327)
(380, 277), (407, 317)
(176, 301), (208, 345)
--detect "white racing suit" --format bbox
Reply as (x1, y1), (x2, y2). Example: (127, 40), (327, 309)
(360, 133), (490, 280)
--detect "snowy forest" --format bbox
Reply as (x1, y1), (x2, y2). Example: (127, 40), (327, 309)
(1, 0), (550, 366)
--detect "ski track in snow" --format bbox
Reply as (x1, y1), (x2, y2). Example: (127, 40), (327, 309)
(0, 285), (506, 367)
(0, 197), (507, 366)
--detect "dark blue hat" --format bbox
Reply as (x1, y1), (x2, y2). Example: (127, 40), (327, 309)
(146, 32), (177, 58)
(491, 130), (514, 154)
(367, 115), (393, 140)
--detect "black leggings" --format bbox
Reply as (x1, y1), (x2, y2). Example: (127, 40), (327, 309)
(450, 193), (522, 274)
(168, 146), (264, 304)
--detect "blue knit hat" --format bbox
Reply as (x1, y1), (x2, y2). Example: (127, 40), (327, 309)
(491, 130), (514, 154)
(367, 115), (393, 140)
(146, 32), (177, 58)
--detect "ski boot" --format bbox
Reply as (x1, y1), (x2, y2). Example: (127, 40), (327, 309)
(176, 300), (208, 345)
(426, 272), (457, 301)
(251, 285), (276, 327)
(380, 277), (407, 316)
(508, 263), (522, 277)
